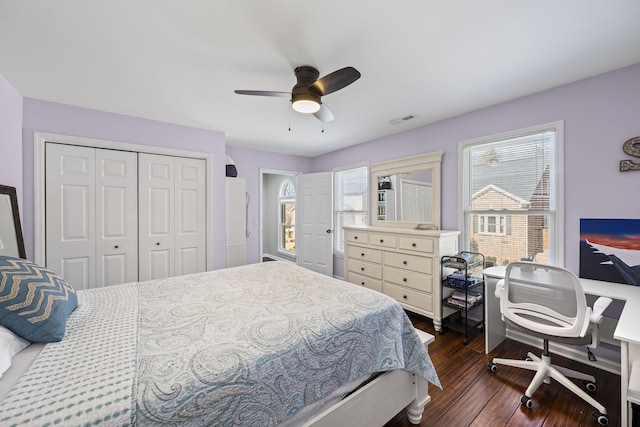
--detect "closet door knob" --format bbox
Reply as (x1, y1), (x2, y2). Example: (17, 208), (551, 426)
(156, 242), (160, 246)
(114, 245), (119, 249)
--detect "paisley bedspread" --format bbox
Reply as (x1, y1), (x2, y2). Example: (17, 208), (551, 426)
(0, 261), (440, 426)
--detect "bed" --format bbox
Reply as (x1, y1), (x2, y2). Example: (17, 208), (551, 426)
(0, 256), (439, 426)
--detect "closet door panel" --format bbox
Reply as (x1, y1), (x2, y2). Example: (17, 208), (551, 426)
(45, 143), (96, 290)
(96, 150), (138, 286)
(175, 157), (206, 275)
(139, 153), (175, 281)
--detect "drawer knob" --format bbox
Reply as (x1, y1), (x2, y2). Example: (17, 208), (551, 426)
(114, 245), (119, 249)
(403, 260), (407, 265)
(361, 253), (365, 257)
(380, 239), (384, 243)
(354, 236), (358, 239)
(412, 242), (417, 247)
(403, 278), (408, 282)
(361, 267), (365, 271)
(403, 295), (408, 299)
(361, 282), (365, 285)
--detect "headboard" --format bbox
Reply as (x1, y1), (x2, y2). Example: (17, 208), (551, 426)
(0, 184), (26, 259)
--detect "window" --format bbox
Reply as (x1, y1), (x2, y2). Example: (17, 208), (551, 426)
(278, 178), (296, 255)
(334, 164), (369, 254)
(460, 122), (563, 267)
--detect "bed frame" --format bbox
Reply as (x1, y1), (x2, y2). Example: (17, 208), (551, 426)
(305, 330), (435, 426)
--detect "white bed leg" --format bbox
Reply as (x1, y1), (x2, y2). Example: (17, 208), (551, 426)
(406, 401), (424, 424)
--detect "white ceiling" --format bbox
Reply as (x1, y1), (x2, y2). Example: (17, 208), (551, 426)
(1, 1), (639, 157)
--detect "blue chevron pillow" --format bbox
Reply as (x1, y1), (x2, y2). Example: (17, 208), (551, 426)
(0, 256), (77, 343)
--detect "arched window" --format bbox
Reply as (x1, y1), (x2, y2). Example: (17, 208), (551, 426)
(278, 178), (296, 255)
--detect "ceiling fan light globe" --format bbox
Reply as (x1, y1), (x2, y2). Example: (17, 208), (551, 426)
(292, 99), (321, 114)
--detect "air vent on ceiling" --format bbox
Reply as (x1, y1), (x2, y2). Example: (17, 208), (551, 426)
(388, 114), (417, 126)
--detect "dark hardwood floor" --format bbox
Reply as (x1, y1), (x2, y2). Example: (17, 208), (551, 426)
(385, 312), (621, 427)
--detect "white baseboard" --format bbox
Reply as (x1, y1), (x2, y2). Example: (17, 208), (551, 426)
(506, 329), (621, 375)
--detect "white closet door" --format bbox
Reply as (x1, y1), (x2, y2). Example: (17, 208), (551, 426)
(45, 144), (96, 290)
(96, 149), (138, 286)
(175, 157), (207, 275)
(139, 153), (175, 281)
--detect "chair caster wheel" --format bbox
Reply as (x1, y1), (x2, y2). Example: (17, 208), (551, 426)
(592, 410), (608, 425)
(520, 395), (533, 409)
(583, 380), (597, 392)
(438, 329), (444, 335)
(463, 337), (468, 345)
(487, 362), (497, 373)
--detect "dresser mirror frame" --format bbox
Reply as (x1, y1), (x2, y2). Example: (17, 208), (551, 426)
(370, 151), (443, 229)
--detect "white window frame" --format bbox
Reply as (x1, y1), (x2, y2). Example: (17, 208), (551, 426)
(277, 178), (296, 256)
(334, 162), (369, 256)
(458, 121), (564, 266)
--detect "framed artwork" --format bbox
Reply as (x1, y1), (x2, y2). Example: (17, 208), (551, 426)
(579, 218), (640, 286)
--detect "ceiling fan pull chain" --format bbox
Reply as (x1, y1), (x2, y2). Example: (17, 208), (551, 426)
(288, 101), (292, 131)
(321, 122), (324, 133)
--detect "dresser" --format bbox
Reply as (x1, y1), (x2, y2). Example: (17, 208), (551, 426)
(343, 225), (460, 331)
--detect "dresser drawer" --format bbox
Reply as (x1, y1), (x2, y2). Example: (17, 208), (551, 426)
(398, 236), (434, 253)
(384, 266), (433, 293)
(346, 272), (383, 293)
(385, 282), (433, 312)
(345, 230), (369, 244)
(369, 233), (397, 249)
(384, 252), (432, 274)
(346, 245), (383, 263)
(348, 259), (383, 279)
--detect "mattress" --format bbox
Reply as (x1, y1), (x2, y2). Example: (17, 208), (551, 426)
(0, 261), (439, 426)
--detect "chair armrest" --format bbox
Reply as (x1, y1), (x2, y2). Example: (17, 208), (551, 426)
(590, 297), (612, 324)
(495, 279), (505, 299)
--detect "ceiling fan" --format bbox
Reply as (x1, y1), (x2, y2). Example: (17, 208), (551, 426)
(235, 66), (361, 122)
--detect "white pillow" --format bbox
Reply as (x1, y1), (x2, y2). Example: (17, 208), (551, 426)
(0, 325), (30, 378)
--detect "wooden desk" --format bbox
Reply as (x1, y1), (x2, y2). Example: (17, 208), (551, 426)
(483, 265), (640, 426)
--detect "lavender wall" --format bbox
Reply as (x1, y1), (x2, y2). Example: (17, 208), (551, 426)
(225, 145), (312, 264)
(21, 99), (227, 269)
(0, 74), (23, 208)
(312, 63), (640, 276)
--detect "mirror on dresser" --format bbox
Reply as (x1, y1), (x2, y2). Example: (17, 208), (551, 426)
(370, 151), (442, 229)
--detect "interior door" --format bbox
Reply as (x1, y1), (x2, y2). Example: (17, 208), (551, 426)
(45, 143), (96, 290)
(96, 149), (138, 286)
(297, 172), (333, 276)
(174, 157), (206, 275)
(139, 153), (175, 281)
(400, 179), (433, 222)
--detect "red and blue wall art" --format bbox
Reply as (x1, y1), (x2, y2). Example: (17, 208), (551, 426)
(579, 218), (640, 286)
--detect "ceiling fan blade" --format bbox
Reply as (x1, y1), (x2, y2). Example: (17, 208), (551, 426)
(234, 90), (290, 97)
(310, 67), (361, 96)
(313, 103), (334, 122)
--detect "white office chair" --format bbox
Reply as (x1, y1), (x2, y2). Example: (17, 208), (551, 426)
(487, 262), (612, 425)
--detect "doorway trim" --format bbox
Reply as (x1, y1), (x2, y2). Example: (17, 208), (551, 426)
(259, 168), (298, 263)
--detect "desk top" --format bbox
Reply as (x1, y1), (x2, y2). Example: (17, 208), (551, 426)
(484, 266), (640, 346)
